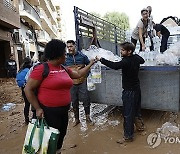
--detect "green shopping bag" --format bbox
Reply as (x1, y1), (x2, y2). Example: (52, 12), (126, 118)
(22, 119), (60, 154)
(40, 119), (60, 154)
(22, 119), (43, 154)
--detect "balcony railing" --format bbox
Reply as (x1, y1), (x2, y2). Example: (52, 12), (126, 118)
(40, 8), (57, 37)
(0, 0), (20, 28)
(47, 0), (55, 11)
(2, 0), (17, 12)
(22, 0), (40, 21)
(40, 0), (56, 24)
(52, 25), (57, 34)
(40, 8), (52, 29)
(36, 30), (51, 42)
(26, 0), (39, 6)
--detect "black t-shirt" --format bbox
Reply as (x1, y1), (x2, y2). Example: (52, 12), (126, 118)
(153, 24), (170, 36)
(6, 59), (17, 71)
(101, 54), (145, 90)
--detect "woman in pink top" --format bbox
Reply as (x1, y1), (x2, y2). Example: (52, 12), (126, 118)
(24, 39), (95, 153)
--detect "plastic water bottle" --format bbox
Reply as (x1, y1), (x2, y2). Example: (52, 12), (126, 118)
(149, 51), (155, 66)
(139, 52), (145, 66)
(153, 36), (161, 53)
(144, 47), (150, 66)
(145, 37), (151, 48)
(87, 75), (96, 91)
(91, 62), (102, 83)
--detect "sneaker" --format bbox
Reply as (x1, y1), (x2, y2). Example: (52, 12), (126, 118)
(134, 118), (145, 131)
(73, 119), (80, 127)
(116, 137), (133, 144)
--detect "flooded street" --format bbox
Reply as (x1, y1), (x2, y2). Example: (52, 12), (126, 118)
(63, 105), (180, 154)
(1, 79), (180, 154)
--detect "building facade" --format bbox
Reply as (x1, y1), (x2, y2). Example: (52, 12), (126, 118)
(0, 0), (20, 77)
(16, 0), (62, 66)
(0, 0), (63, 77)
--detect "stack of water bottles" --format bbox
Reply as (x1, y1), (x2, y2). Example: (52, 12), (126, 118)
(138, 36), (161, 66)
(153, 36), (161, 52)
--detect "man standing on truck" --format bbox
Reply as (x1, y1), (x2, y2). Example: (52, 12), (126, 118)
(96, 42), (145, 143)
(65, 40), (92, 126)
(131, 8), (149, 51)
(153, 23), (170, 53)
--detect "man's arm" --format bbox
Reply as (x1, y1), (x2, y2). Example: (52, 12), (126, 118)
(100, 58), (126, 70)
(154, 24), (161, 38)
(135, 54), (145, 64)
(156, 31), (161, 38)
(138, 27), (146, 51)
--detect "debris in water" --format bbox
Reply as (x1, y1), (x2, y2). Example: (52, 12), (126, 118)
(156, 122), (179, 138)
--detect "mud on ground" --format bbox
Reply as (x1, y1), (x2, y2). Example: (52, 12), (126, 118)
(0, 78), (180, 154)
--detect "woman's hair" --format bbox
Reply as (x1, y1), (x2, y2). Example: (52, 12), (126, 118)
(39, 54), (48, 63)
(19, 57), (32, 72)
(44, 39), (66, 60)
(120, 42), (135, 53)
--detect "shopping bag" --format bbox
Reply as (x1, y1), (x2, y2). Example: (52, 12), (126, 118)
(40, 120), (60, 154)
(22, 120), (43, 154)
(22, 119), (60, 154)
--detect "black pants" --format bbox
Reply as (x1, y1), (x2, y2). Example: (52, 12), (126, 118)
(160, 34), (170, 53)
(122, 88), (142, 139)
(21, 87), (30, 122)
(40, 104), (70, 150)
(148, 31), (154, 51)
(131, 37), (145, 51)
(7, 70), (16, 78)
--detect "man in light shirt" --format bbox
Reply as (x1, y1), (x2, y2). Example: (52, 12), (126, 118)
(131, 8), (149, 51)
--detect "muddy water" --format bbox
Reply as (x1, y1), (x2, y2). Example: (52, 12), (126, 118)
(62, 104), (180, 154)
(0, 103), (180, 154)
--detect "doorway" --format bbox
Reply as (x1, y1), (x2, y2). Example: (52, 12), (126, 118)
(0, 41), (11, 77)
